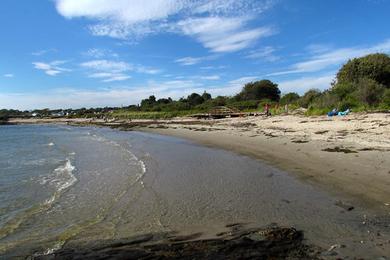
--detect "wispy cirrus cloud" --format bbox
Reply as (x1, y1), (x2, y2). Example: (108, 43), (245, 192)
(177, 17), (274, 53)
(31, 48), (57, 56)
(268, 39), (390, 76)
(54, 0), (276, 52)
(32, 60), (71, 76)
(80, 59), (160, 82)
(174, 55), (217, 66)
(3, 74), (14, 78)
(246, 46), (279, 61)
(82, 48), (118, 58)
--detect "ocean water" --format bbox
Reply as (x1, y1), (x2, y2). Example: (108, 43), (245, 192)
(0, 125), (389, 258)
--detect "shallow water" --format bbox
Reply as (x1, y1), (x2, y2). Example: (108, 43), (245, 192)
(0, 125), (389, 258)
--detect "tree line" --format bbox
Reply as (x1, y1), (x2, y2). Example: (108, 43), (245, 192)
(1, 53), (389, 119)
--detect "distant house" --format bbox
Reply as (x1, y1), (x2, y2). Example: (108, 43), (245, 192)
(31, 113), (38, 117)
(51, 111), (65, 117)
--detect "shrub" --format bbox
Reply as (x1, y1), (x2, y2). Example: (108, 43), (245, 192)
(356, 78), (385, 106)
(280, 92), (300, 105)
(299, 89), (322, 108)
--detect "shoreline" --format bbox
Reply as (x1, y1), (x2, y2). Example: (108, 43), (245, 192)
(6, 113), (390, 211)
(3, 115), (390, 258)
(139, 114), (390, 212)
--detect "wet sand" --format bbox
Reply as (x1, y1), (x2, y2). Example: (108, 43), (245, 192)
(140, 113), (390, 211)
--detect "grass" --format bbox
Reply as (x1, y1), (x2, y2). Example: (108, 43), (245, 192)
(110, 110), (199, 119)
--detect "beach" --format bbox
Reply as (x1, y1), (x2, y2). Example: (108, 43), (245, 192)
(4, 112), (390, 258)
(141, 112), (390, 211)
(9, 112), (390, 208)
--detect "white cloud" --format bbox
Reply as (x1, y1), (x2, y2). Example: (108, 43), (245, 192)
(31, 49), (57, 56)
(3, 74), (14, 78)
(174, 55), (217, 66)
(200, 65), (227, 70)
(246, 46), (279, 61)
(83, 48), (118, 58)
(269, 39), (390, 76)
(32, 60), (71, 76)
(54, 0), (276, 52)
(200, 75), (220, 80)
(81, 60), (131, 72)
(80, 59), (160, 82)
(278, 75), (335, 94)
(178, 17), (274, 52)
(0, 80), (205, 110)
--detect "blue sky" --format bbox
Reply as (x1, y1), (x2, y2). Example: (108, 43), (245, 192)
(0, 0), (389, 109)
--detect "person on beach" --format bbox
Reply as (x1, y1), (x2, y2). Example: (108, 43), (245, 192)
(265, 103), (271, 116)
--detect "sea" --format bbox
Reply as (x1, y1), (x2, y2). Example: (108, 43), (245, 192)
(0, 124), (389, 258)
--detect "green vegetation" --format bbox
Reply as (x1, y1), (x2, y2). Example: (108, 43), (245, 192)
(1, 53), (388, 119)
(305, 53), (390, 115)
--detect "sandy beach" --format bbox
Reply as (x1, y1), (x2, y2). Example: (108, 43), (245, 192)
(4, 113), (390, 258)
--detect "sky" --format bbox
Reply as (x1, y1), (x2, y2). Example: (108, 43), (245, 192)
(0, 0), (389, 110)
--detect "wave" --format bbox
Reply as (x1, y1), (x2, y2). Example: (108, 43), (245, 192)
(88, 133), (147, 187)
(0, 157), (77, 244)
(43, 159), (77, 205)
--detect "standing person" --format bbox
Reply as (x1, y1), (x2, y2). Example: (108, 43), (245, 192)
(284, 104), (289, 114)
(265, 103), (271, 116)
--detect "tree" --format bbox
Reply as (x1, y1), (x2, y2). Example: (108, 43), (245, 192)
(187, 93), (205, 106)
(299, 89), (322, 108)
(236, 80), (280, 101)
(201, 91), (212, 101)
(280, 92), (300, 105)
(157, 97), (172, 104)
(140, 95), (157, 107)
(336, 53), (390, 87)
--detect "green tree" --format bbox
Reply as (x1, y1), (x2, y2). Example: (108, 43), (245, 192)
(201, 91), (212, 101)
(299, 89), (322, 108)
(336, 53), (390, 87)
(236, 80), (280, 101)
(141, 95), (157, 107)
(280, 92), (300, 105)
(187, 93), (205, 106)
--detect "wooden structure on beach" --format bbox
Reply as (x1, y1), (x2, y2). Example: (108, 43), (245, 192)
(190, 106), (249, 119)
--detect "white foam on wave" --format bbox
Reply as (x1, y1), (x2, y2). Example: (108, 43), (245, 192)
(53, 159), (77, 192)
(47, 142), (55, 146)
(43, 158), (77, 206)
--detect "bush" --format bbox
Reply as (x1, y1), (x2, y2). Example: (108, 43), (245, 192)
(356, 78), (385, 106)
(299, 89), (322, 108)
(280, 92), (300, 105)
(227, 100), (259, 111)
(381, 88), (390, 107)
(338, 95), (360, 111)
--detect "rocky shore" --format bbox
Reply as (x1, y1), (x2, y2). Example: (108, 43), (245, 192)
(36, 224), (320, 259)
